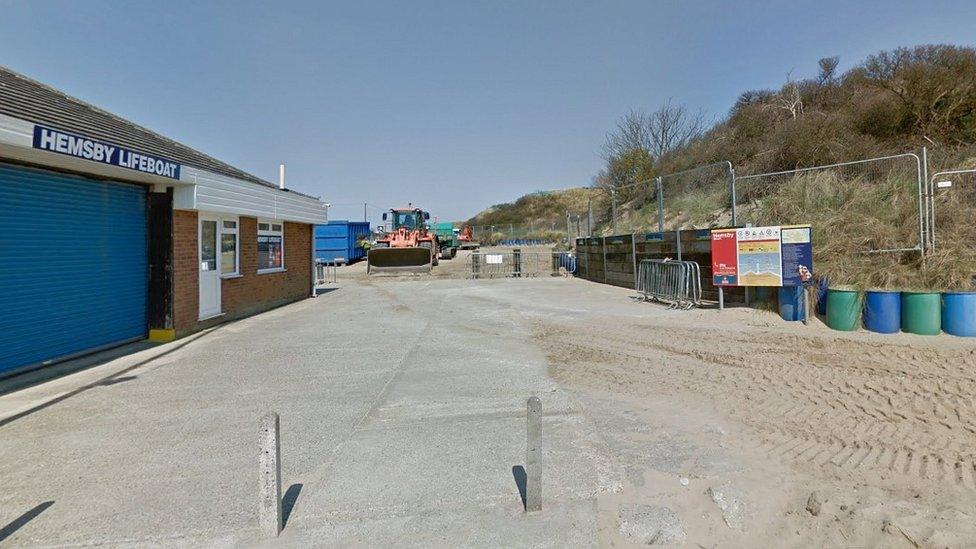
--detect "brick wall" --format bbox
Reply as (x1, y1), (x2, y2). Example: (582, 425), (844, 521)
(221, 219), (311, 319)
(173, 210), (199, 334)
(172, 211), (312, 336)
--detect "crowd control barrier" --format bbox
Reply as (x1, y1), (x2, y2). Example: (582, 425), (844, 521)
(635, 259), (702, 309)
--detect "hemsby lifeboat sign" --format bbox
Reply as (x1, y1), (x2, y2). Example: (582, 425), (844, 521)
(710, 225), (813, 287)
(32, 124), (181, 180)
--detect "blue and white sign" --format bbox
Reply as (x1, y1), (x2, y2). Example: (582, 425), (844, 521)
(32, 124), (181, 180)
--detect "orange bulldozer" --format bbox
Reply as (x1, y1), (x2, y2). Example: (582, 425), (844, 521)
(367, 207), (440, 274)
(458, 225), (480, 250)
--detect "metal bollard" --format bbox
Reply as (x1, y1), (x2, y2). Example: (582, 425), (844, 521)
(525, 396), (542, 512)
(259, 412), (283, 537)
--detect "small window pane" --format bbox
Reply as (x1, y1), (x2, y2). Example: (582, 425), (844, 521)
(201, 220), (217, 271)
(258, 235), (283, 270)
(221, 233), (237, 274)
(258, 222), (270, 231)
(271, 224), (282, 232)
(223, 220), (237, 230)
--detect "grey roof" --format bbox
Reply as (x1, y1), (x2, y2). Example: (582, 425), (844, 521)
(0, 65), (317, 199)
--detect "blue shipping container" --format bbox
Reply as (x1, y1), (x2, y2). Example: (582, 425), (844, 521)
(315, 221), (371, 264)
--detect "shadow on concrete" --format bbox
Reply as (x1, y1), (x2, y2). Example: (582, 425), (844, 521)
(96, 375), (138, 386)
(0, 500), (54, 543)
(512, 465), (527, 510)
(282, 483), (303, 527)
(314, 287), (339, 297)
(1, 341), (158, 396)
(0, 328), (217, 428)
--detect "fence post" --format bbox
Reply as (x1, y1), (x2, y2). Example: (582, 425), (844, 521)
(259, 412), (282, 538)
(921, 146), (929, 254)
(802, 284), (810, 326)
(675, 228), (682, 261)
(602, 237), (608, 284)
(565, 213), (571, 245)
(512, 248), (522, 278)
(525, 396), (542, 512)
(631, 233), (637, 290)
(610, 189), (617, 235)
(729, 165), (737, 227)
(656, 177), (665, 232)
(472, 252), (481, 279)
(588, 201), (594, 237)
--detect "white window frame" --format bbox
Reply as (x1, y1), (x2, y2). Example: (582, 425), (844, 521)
(257, 219), (286, 274)
(219, 217), (241, 278)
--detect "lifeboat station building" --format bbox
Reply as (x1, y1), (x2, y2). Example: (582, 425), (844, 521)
(0, 66), (328, 380)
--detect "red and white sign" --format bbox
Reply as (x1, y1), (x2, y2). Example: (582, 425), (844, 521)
(711, 229), (738, 286)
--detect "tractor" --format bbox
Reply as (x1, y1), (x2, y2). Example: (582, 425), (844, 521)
(367, 207), (439, 274)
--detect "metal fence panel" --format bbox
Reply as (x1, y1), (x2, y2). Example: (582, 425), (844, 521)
(315, 262), (337, 284)
(928, 167), (976, 253)
(469, 251), (576, 279)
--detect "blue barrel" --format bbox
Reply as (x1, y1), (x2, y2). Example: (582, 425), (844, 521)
(943, 292), (976, 337)
(864, 290), (901, 334)
(779, 286), (804, 321)
(815, 278), (829, 316)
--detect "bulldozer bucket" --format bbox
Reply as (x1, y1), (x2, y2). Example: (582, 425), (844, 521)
(367, 247), (433, 274)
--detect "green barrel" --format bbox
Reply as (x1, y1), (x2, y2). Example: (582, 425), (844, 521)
(826, 288), (861, 331)
(901, 292), (941, 335)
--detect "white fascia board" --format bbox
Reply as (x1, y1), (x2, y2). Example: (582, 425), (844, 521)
(179, 165), (327, 224)
(0, 113), (188, 188)
(0, 112), (32, 146)
(0, 112), (327, 224)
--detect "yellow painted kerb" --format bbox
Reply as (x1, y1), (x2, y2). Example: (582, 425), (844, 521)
(148, 329), (176, 343)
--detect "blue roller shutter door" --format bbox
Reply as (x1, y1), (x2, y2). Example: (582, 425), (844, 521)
(0, 163), (148, 376)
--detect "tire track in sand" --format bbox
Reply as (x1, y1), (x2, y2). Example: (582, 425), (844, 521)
(537, 321), (976, 490)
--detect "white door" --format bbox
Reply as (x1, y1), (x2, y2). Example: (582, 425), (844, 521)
(199, 217), (222, 319)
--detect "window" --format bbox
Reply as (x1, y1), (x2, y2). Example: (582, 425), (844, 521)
(220, 219), (238, 275)
(394, 211), (419, 229)
(258, 220), (284, 272)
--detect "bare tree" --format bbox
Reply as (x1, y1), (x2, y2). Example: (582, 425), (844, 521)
(646, 99), (706, 158)
(602, 110), (652, 161)
(775, 70), (804, 120)
(591, 169), (613, 191)
(603, 101), (705, 163)
(818, 56), (840, 86)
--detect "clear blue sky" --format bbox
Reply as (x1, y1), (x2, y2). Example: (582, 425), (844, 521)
(3, 0), (976, 223)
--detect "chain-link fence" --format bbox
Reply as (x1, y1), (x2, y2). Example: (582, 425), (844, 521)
(588, 153), (928, 257)
(735, 153), (924, 254)
(658, 161), (735, 231)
